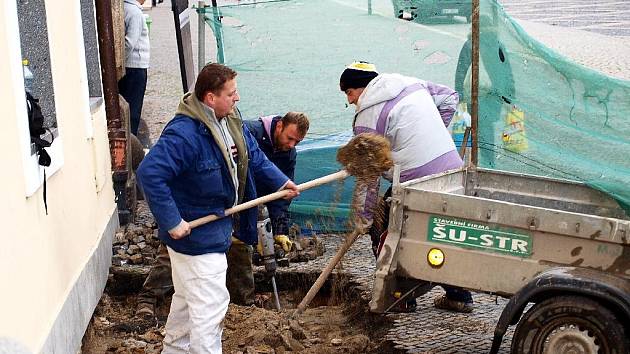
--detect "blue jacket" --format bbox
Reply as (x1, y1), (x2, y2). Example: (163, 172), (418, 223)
(137, 105), (288, 255)
(244, 116), (297, 235)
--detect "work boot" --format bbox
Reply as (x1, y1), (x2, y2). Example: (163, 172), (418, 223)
(433, 295), (474, 313)
(135, 302), (155, 320)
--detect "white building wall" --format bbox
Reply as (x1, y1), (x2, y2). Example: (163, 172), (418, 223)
(0, 1), (118, 352)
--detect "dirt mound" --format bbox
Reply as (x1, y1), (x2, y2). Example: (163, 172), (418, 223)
(82, 294), (380, 354)
(223, 305), (372, 353)
(81, 202), (392, 354)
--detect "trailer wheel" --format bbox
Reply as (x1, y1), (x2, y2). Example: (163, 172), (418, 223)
(511, 295), (628, 354)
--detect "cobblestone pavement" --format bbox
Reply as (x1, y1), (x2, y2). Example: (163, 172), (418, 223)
(500, 0), (630, 37)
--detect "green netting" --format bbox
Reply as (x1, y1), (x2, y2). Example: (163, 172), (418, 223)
(207, 0), (630, 231)
(471, 0), (630, 213)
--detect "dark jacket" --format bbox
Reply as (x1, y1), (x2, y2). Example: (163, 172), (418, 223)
(137, 94), (288, 255)
(244, 116), (296, 235)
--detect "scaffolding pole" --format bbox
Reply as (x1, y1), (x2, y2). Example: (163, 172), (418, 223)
(471, 0), (480, 166)
(211, 0), (225, 64)
(198, 0), (205, 72)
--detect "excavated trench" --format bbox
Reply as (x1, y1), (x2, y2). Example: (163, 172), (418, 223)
(82, 259), (402, 353)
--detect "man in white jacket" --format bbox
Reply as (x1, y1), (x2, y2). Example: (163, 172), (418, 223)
(340, 61), (474, 313)
(119, 0), (150, 136)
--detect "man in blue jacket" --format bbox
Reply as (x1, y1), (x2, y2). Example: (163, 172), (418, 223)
(244, 112), (309, 247)
(137, 63), (298, 353)
(227, 112), (310, 304)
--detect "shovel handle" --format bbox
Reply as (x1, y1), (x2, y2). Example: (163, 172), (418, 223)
(294, 228), (362, 315)
(189, 170), (350, 229)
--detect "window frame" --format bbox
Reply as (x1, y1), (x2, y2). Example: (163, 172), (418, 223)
(10, 0), (65, 197)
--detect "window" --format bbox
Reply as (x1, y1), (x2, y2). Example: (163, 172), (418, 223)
(17, 0), (58, 133)
(16, 0), (63, 196)
(80, 0), (103, 99)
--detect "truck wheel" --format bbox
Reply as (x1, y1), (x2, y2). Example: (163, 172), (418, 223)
(511, 295), (628, 354)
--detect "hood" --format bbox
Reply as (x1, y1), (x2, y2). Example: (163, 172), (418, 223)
(356, 73), (422, 114)
(175, 92), (250, 203)
(123, 0), (142, 9)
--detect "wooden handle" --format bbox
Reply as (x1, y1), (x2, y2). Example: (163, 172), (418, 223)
(189, 170), (350, 229)
(294, 228), (362, 315)
(459, 126), (471, 159)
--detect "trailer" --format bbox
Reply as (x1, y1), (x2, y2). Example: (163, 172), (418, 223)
(370, 167), (630, 353)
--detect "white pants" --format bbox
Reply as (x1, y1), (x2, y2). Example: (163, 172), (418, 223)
(162, 247), (229, 354)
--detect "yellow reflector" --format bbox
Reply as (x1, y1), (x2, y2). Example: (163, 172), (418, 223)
(427, 248), (445, 267)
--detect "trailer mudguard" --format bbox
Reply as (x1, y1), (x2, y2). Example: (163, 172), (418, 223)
(489, 267), (630, 354)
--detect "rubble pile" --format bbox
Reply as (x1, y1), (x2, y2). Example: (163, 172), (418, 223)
(111, 203), (160, 267)
(288, 233), (326, 263)
(84, 293), (379, 354)
(222, 305), (373, 354)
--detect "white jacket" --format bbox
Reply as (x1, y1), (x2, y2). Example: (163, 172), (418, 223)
(123, 0), (150, 68)
(352, 73), (462, 226)
(353, 73), (461, 182)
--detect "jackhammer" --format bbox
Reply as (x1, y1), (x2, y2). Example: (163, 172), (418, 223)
(257, 206), (282, 310)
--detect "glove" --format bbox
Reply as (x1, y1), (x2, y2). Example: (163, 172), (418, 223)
(274, 235), (293, 252)
(256, 242), (263, 255)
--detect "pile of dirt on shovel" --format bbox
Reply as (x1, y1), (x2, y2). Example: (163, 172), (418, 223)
(336, 133), (393, 183)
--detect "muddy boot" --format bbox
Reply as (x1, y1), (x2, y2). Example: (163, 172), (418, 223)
(433, 295), (474, 313)
(135, 301), (155, 320)
(136, 118), (153, 149)
(129, 133), (145, 172)
(226, 239), (255, 306)
(136, 244), (173, 319)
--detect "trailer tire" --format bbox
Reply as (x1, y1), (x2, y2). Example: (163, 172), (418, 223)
(511, 295), (628, 354)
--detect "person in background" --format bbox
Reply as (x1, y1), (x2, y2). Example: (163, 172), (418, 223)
(119, 0), (150, 135)
(339, 61), (474, 313)
(137, 63), (298, 353)
(227, 112), (310, 305)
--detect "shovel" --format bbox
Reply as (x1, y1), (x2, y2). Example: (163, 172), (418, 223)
(294, 227), (362, 315)
(189, 170), (350, 229)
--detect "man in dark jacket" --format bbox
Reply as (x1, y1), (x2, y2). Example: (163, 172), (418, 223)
(137, 63), (298, 353)
(136, 112), (310, 312)
(245, 112), (309, 246)
(227, 112), (310, 304)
